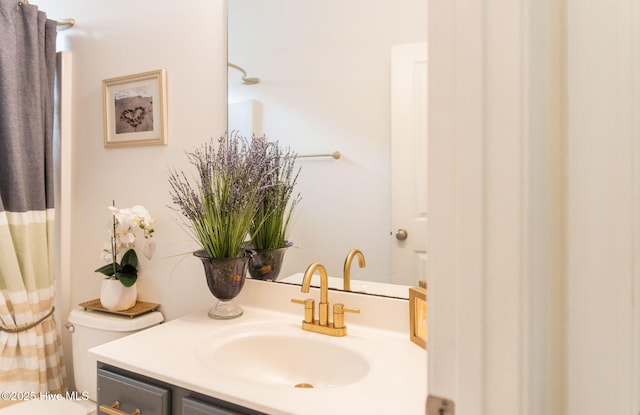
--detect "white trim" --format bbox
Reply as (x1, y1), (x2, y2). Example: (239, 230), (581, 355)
(53, 50), (73, 390)
(428, 0), (486, 410)
(429, 0), (567, 413)
(634, 0), (640, 410)
(565, 0), (638, 413)
(632, 0), (640, 411)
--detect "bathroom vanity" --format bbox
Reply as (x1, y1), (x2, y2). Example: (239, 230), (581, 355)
(97, 364), (264, 415)
(91, 279), (427, 415)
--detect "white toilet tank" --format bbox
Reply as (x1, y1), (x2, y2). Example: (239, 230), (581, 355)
(67, 308), (164, 401)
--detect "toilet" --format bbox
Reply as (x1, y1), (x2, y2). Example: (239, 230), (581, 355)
(0, 308), (163, 415)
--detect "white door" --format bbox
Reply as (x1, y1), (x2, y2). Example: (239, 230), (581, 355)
(390, 42), (428, 287)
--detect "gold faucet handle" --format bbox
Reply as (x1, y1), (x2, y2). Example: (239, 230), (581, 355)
(333, 303), (360, 329)
(291, 298), (315, 323)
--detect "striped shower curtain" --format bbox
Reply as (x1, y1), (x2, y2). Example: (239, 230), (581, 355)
(0, 0), (66, 392)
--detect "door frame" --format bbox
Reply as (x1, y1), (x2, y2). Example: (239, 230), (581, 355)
(427, 0), (639, 414)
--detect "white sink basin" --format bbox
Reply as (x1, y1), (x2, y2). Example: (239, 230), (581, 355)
(198, 327), (370, 388)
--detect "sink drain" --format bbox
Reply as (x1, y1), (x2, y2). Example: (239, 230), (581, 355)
(294, 383), (314, 388)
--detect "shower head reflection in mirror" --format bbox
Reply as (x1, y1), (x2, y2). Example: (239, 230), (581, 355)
(228, 63), (260, 85)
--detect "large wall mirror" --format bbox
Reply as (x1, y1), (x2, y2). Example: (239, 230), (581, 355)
(228, 0), (427, 298)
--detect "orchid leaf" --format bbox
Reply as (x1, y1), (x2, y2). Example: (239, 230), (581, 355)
(121, 249), (138, 268)
(94, 263), (117, 276)
(117, 271), (137, 287)
(120, 263), (138, 275)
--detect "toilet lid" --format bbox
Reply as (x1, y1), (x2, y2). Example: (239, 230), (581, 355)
(0, 399), (91, 415)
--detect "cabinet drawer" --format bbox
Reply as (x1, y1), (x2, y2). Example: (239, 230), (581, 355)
(182, 396), (269, 415)
(182, 397), (243, 415)
(97, 368), (170, 415)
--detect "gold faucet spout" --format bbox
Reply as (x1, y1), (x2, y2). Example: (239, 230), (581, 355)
(301, 262), (329, 326)
(343, 249), (366, 291)
(302, 262), (329, 303)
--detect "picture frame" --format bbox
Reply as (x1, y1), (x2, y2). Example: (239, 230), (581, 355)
(102, 69), (167, 148)
(409, 285), (427, 349)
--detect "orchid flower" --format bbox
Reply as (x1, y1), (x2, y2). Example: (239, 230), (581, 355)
(96, 204), (157, 287)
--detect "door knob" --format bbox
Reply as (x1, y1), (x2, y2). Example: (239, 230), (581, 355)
(395, 229), (408, 241)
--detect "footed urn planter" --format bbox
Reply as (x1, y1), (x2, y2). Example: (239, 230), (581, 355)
(194, 250), (248, 319)
(100, 279), (137, 311)
(247, 241), (293, 281)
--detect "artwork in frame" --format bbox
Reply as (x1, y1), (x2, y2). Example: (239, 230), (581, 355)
(102, 69), (167, 148)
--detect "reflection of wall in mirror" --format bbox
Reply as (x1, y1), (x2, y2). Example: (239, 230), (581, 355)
(228, 99), (262, 137)
(228, 0), (427, 285)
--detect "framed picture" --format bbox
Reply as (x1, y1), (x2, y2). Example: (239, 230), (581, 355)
(409, 286), (427, 349)
(102, 69), (167, 148)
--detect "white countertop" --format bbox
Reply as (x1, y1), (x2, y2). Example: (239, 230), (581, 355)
(90, 279), (427, 415)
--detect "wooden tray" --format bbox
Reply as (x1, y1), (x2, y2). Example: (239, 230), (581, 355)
(79, 298), (160, 318)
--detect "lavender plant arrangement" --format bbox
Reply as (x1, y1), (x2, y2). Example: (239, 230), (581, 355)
(168, 133), (274, 319)
(247, 136), (301, 280)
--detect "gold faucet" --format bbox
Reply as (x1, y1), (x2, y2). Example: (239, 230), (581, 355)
(302, 262), (330, 326)
(343, 249), (366, 291)
(291, 262), (359, 336)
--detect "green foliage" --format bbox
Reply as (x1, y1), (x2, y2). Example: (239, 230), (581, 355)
(169, 134), (276, 258)
(94, 248), (139, 287)
(249, 138), (300, 250)
(251, 182), (298, 250)
(169, 134), (302, 257)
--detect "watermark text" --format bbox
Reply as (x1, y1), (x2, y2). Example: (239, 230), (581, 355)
(0, 391), (89, 401)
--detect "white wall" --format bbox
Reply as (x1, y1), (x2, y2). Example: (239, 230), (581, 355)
(39, 0), (229, 388)
(38, 1), (227, 321)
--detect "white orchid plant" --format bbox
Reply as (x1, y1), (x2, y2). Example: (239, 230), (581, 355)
(95, 204), (156, 287)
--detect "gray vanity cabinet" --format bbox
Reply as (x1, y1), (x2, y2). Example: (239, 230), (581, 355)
(182, 397), (244, 415)
(97, 364), (267, 415)
(97, 368), (170, 415)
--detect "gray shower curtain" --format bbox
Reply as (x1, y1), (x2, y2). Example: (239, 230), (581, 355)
(0, 0), (66, 392)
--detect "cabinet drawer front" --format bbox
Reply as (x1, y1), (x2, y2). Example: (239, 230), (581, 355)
(98, 368), (170, 415)
(182, 397), (246, 415)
